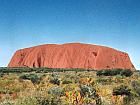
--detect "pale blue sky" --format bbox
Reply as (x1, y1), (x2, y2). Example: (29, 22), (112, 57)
(0, 0), (140, 69)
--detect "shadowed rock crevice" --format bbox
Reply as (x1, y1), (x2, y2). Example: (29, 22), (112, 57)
(92, 52), (97, 57)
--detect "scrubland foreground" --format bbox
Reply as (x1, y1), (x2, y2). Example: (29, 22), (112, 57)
(0, 68), (139, 105)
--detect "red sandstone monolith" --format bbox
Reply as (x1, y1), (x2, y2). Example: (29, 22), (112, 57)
(8, 43), (135, 70)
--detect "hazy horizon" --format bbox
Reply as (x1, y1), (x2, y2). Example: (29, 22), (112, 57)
(0, 0), (140, 69)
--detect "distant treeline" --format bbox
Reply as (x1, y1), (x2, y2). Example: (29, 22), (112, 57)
(0, 67), (96, 73)
(96, 69), (134, 77)
(0, 67), (137, 75)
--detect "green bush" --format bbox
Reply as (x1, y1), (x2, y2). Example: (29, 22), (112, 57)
(0, 73), (4, 77)
(49, 78), (60, 85)
(96, 69), (122, 76)
(96, 78), (112, 85)
(37, 98), (61, 105)
(62, 79), (72, 84)
(113, 85), (131, 96)
(131, 80), (140, 96)
(96, 70), (102, 76)
(0, 101), (14, 105)
(19, 74), (41, 84)
(15, 96), (38, 105)
(48, 87), (64, 97)
(96, 69), (133, 77)
(120, 69), (133, 77)
(80, 85), (102, 105)
(15, 95), (63, 105)
(35, 97), (49, 105)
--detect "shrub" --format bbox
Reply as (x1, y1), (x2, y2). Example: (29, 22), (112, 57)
(96, 78), (112, 85)
(0, 101), (14, 105)
(96, 70), (102, 76)
(19, 74), (27, 80)
(113, 85), (131, 96)
(102, 70), (112, 76)
(80, 85), (99, 98)
(35, 90), (63, 105)
(123, 95), (136, 105)
(80, 85), (95, 97)
(19, 74), (41, 84)
(80, 85), (102, 105)
(120, 69), (133, 77)
(62, 79), (72, 84)
(96, 69), (133, 77)
(0, 73), (4, 77)
(110, 69), (122, 75)
(35, 97), (49, 105)
(131, 80), (140, 96)
(96, 69), (122, 76)
(49, 78), (60, 85)
(51, 73), (59, 78)
(48, 87), (64, 97)
(15, 96), (38, 105)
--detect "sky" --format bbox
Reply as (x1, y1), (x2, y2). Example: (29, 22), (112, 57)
(0, 0), (140, 69)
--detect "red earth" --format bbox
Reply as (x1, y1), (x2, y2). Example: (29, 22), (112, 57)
(8, 43), (135, 70)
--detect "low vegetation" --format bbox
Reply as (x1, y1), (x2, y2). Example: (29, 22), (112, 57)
(19, 73), (42, 84)
(0, 67), (139, 105)
(96, 69), (133, 77)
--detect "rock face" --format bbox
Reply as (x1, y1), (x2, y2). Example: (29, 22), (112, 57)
(8, 43), (135, 70)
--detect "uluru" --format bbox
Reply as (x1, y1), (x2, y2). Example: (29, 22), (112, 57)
(8, 43), (135, 70)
